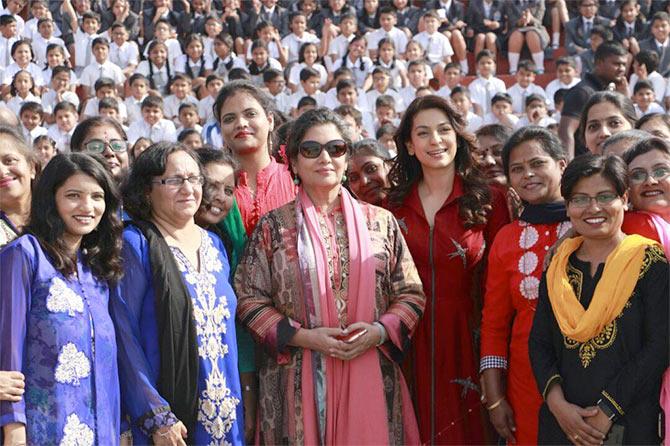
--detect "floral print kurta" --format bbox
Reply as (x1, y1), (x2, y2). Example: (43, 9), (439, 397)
(0, 234), (120, 445)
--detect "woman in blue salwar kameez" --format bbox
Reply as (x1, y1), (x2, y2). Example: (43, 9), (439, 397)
(0, 153), (124, 445)
(110, 143), (243, 446)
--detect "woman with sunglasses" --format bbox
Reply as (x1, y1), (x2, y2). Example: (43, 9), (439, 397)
(110, 142), (243, 446)
(387, 95), (509, 444)
(70, 117), (130, 184)
(235, 108), (425, 444)
(530, 154), (668, 445)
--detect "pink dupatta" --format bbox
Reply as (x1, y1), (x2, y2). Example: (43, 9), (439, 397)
(646, 212), (670, 442)
(296, 187), (391, 445)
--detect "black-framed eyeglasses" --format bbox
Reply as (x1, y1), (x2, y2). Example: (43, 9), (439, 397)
(629, 166), (670, 184)
(298, 139), (348, 159)
(568, 192), (619, 208)
(152, 175), (205, 187)
(84, 139), (127, 153)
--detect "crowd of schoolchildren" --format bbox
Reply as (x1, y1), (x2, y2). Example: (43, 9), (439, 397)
(2, 0), (670, 165)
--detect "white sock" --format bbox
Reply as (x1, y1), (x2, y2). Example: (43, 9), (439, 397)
(460, 59), (469, 74)
(552, 32), (560, 47)
(509, 52), (520, 73)
(532, 52), (545, 72)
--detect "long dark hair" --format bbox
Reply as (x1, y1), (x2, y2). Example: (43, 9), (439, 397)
(25, 153), (123, 282)
(388, 95), (492, 228)
(70, 116), (128, 152)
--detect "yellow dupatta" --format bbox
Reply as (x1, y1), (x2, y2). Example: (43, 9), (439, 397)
(546, 234), (658, 343)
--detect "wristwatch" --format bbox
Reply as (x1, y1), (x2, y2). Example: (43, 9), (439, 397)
(597, 399), (617, 421)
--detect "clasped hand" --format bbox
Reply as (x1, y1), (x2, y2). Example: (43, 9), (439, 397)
(308, 322), (381, 361)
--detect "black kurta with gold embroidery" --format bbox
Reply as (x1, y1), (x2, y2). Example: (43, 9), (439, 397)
(529, 245), (669, 444)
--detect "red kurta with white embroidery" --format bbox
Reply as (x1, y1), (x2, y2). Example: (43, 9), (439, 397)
(480, 219), (572, 445)
(391, 177), (509, 444)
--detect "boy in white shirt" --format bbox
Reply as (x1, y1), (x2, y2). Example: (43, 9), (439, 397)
(22, 0), (56, 40)
(98, 97), (129, 132)
(629, 50), (666, 105)
(412, 10), (453, 74)
(0, 14), (19, 67)
(482, 93), (519, 129)
(334, 79), (375, 135)
(31, 18), (68, 67)
(507, 60), (546, 115)
(0, 0), (24, 36)
(366, 7), (408, 60)
(515, 94), (557, 128)
(282, 11), (320, 64)
(163, 73), (199, 124)
(365, 66), (405, 113)
(124, 73), (148, 125)
(450, 86), (483, 133)
(79, 37), (125, 98)
(545, 57), (580, 111)
(41, 66), (79, 123)
(109, 23), (139, 78)
(73, 11), (101, 74)
(198, 74), (224, 124)
(127, 95), (177, 144)
(263, 69), (291, 115)
(177, 103), (203, 135)
(81, 77), (128, 122)
(633, 80), (665, 117)
(435, 62), (463, 97)
(373, 95), (400, 132)
(289, 67), (326, 115)
(399, 60), (430, 107)
(326, 13), (357, 71)
(48, 101), (78, 152)
(468, 49), (506, 116)
(19, 101), (48, 143)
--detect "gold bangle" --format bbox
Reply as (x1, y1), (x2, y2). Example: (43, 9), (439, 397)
(486, 397), (505, 411)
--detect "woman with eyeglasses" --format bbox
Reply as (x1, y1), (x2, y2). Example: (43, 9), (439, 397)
(110, 142), (243, 446)
(235, 108), (425, 444)
(387, 95), (510, 444)
(70, 117), (130, 184)
(530, 154), (668, 445)
(1, 153), (124, 445)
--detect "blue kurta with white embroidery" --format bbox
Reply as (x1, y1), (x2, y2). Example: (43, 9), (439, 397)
(110, 225), (243, 445)
(0, 234), (120, 445)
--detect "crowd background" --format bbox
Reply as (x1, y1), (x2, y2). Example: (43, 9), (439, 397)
(0, 0), (670, 445)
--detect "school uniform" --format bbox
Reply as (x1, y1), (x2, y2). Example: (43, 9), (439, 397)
(374, 58), (407, 90)
(507, 82), (546, 115)
(465, 111), (484, 133)
(268, 91), (291, 115)
(2, 62), (45, 87)
(327, 34), (355, 71)
(109, 41), (139, 71)
(204, 53), (247, 81)
(412, 31), (454, 65)
(0, 35), (18, 68)
(41, 68), (79, 89)
(177, 124), (203, 135)
(288, 90), (326, 111)
(127, 118), (177, 145)
(564, 15), (610, 55)
(136, 60), (171, 94)
(163, 94), (199, 122)
(175, 55), (207, 79)
(142, 38), (183, 67)
(6, 93), (40, 117)
(331, 56), (374, 89)
(82, 97), (128, 122)
(21, 124), (48, 144)
(73, 29), (100, 71)
(124, 95), (146, 125)
(629, 72), (666, 104)
(635, 102), (665, 118)
(79, 60), (125, 88)
(468, 75), (507, 115)
(288, 62), (328, 88)
(41, 89), (80, 115)
(366, 26), (409, 54)
(365, 88), (406, 113)
(545, 78), (580, 110)
(281, 32), (320, 64)
(47, 125), (75, 153)
(482, 112), (519, 127)
(31, 35), (68, 67)
(639, 37), (670, 76)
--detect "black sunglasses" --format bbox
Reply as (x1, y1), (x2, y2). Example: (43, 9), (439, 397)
(298, 140), (348, 159)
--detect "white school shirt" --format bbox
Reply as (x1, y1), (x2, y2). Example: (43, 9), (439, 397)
(245, 40), (282, 61)
(288, 62), (328, 88)
(399, 85), (421, 108)
(204, 36), (215, 62)
(163, 94), (199, 121)
(110, 41), (139, 70)
(22, 17), (61, 40)
(515, 115), (558, 129)
(635, 102), (665, 118)
(124, 95), (146, 124)
(0, 35), (18, 68)
(175, 54), (207, 77)
(143, 38), (183, 67)
(331, 56), (374, 89)
(507, 82), (546, 115)
(365, 88), (406, 113)
(544, 78), (579, 110)
(468, 76), (507, 115)
(2, 62), (45, 86)
(412, 31), (453, 64)
(31, 35), (68, 67)
(177, 124), (203, 135)
(41, 89), (80, 114)
(281, 32), (320, 64)
(288, 90), (326, 111)
(127, 118), (177, 144)
(73, 29), (100, 69)
(324, 87), (371, 112)
(41, 67), (79, 88)
(375, 58), (407, 90)
(82, 97), (128, 122)
(136, 60), (170, 92)
(629, 72), (666, 105)
(0, 9), (23, 35)
(198, 95), (215, 124)
(465, 111), (484, 133)
(482, 112), (519, 128)
(269, 90), (291, 114)
(22, 124), (48, 144)
(6, 92), (39, 117)
(204, 54), (247, 80)
(366, 27), (409, 54)
(327, 34), (355, 70)
(47, 125), (74, 152)
(79, 60), (125, 88)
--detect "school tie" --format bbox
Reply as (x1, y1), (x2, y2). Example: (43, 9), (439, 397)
(485, 80), (492, 113)
(584, 21), (592, 37)
(84, 37), (92, 67)
(4, 40), (9, 66)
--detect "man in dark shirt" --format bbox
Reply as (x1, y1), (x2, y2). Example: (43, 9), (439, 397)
(559, 42), (628, 158)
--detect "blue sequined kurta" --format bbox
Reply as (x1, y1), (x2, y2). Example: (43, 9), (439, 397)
(0, 234), (120, 445)
(110, 225), (243, 445)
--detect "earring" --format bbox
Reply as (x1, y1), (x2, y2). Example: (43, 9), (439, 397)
(341, 174), (348, 183)
(293, 176), (300, 185)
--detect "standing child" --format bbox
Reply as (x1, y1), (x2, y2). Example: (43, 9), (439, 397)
(507, 60), (546, 115)
(72, 11), (101, 74)
(47, 100), (78, 152)
(545, 57), (579, 111)
(136, 41), (171, 95)
(163, 73), (199, 124)
(79, 37), (125, 99)
(19, 101), (48, 143)
(633, 80), (665, 117)
(198, 74), (224, 124)
(326, 13), (356, 72)
(175, 34), (208, 94)
(2, 40), (44, 94)
(41, 66), (79, 124)
(126, 95), (177, 144)
(412, 10), (454, 77)
(468, 49), (506, 116)
(124, 73), (148, 124)
(366, 7), (408, 60)
(31, 17), (67, 67)
(205, 32), (246, 81)
(109, 23), (139, 79)
(287, 42), (327, 92)
(373, 38), (408, 90)
(281, 11), (320, 64)
(6, 70), (39, 117)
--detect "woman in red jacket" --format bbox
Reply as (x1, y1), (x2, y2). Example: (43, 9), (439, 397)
(480, 127), (569, 445)
(388, 95), (509, 444)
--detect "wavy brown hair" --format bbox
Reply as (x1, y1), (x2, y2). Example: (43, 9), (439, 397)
(388, 95), (492, 228)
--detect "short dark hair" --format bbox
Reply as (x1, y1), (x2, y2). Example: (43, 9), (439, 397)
(555, 56), (577, 69)
(651, 11), (670, 25)
(594, 41), (627, 63)
(561, 154), (628, 200)
(554, 88), (568, 105)
(475, 124), (512, 145)
(297, 96), (317, 109)
(71, 116), (127, 152)
(450, 85), (470, 98)
(622, 136), (670, 164)
(502, 126), (566, 178)
(228, 68), (251, 81)
(633, 79), (655, 95)
(300, 66), (320, 82)
(91, 36), (109, 49)
(205, 74), (224, 86)
(98, 97), (119, 111)
(634, 50), (659, 73)
(128, 73), (148, 86)
(263, 68), (283, 83)
(82, 11), (101, 23)
(376, 94), (396, 109)
(351, 138), (392, 160)
(378, 6), (396, 17)
(476, 49), (495, 63)
(141, 95), (163, 110)
(94, 77), (116, 91)
(54, 101), (77, 115)
(286, 108), (352, 163)
(0, 14), (16, 26)
(19, 101), (43, 117)
(491, 92), (512, 106)
(517, 60), (537, 74)
(177, 128), (203, 142)
(25, 153), (123, 281)
(525, 93), (546, 108)
(334, 104), (362, 125)
(590, 24), (612, 41)
(178, 102), (198, 114)
(336, 78), (357, 93)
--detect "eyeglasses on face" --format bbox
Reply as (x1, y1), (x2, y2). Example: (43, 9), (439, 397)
(568, 192), (620, 208)
(298, 139), (348, 159)
(153, 175), (205, 187)
(629, 166), (670, 185)
(84, 139), (127, 153)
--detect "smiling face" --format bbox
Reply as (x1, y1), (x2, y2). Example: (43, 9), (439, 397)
(197, 162), (235, 225)
(20, 109), (41, 130)
(508, 139), (565, 204)
(347, 154), (390, 205)
(219, 92), (274, 156)
(557, 63), (576, 84)
(293, 123), (348, 193)
(81, 124), (129, 181)
(0, 141), (35, 209)
(142, 105), (163, 126)
(92, 43), (109, 63)
(149, 151), (202, 225)
(406, 108), (458, 173)
(584, 101), (632, 154)
(473, 134), (505, 185)
(567, 173), (626, 241)
(186, 40), (203, 61)
(12, 43), (31, 66)
(628, 149), (670, 219)
(634, 87), (655, 109)
(149, 45), (167, 66)
(55, 172), (105, 251)
(47, 47), (65, 67)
